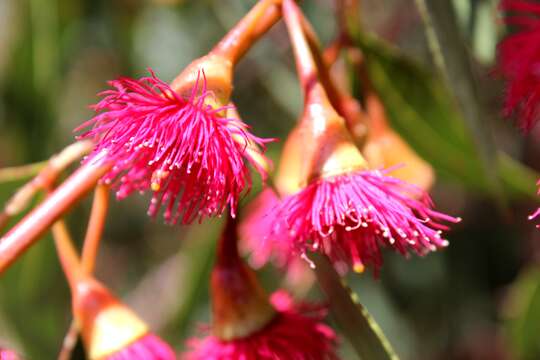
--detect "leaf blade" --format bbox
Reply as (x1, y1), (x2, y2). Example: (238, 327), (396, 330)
(313, 254), (399, 360)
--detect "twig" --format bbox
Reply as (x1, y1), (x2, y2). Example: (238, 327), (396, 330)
(0, 155), (111, 274)
(51, 220), (82, 289)
(0, 140), (94, 233)
(51, 218), (82, 360)
(56, 184), (110, 360)
(57, 321), (78, 360)
(212, 0), (284, 65)
(295, 7), (370, 146)
(55, 185), (110, 360)
(81, 184), (109, 274)
(0, 162), (47, 183)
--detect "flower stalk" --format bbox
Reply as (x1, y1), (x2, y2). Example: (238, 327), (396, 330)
(81, 184), (110, 273)
(51, 207), (174, 360)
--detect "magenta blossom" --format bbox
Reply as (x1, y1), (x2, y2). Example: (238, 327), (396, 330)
(239, 188), (291, 268)
(106, 334), (176, 360)
(0, 349), (20, 360)
(77, 70), (270, 224)
(269, 169), (461, 274)
(498, 0), (540, 132)
(183, 291), (337, 360)
(528, 180), (540, 227)
(239, 188), (315, 285)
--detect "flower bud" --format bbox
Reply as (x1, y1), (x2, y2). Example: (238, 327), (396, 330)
(72, 277), (175, 360)
(170, 54), (233, 107)
(363, 126), (434, 192)
(184, 219), (337, 360)
(211, 219), (275, 340)
(280, 82), (368, 188)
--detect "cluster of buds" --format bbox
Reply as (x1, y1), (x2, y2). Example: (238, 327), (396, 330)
(0, 0), (465, 358)
(498, 0), (540, 224)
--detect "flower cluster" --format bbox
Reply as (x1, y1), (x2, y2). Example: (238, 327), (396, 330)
(0, 0), (469, 358)
(498, 0), (540, 132)
(78, 71), (269, 224)
(273, 170), (458, 273)
(498, 0), (540, 224)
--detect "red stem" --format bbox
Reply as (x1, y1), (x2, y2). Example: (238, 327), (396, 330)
(282, 0), (320, 95)
(0, 160), (111, 274)
(301, 17), (344, 114)
(51, 220), (83, 289)
(212, 0), (284, 65)
(81, 184), (110, 274)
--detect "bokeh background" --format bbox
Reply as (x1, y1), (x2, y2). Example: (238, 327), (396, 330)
(1, 0), (540, 359)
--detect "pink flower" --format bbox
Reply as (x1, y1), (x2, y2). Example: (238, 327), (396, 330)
(0, 349), (20, 360)
(77, 70), (269, 224)
(239, 188), (315, 286)
(105, 334), (177, 360)
(239, 188), (291, 268)
(498, 0), (540, 131)
(270, 169), (461, 274)
(528, 180), (540, 227)
(183, 291), (337, 360)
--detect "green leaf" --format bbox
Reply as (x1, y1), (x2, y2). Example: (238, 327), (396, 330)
(503, 266), (540, 359)
(414, 0), (505, 208)
(497, 153), (539, 201)
(354, 33), (487, 188)
(313, 254), (399, 360)
(352, 33), (540, 201)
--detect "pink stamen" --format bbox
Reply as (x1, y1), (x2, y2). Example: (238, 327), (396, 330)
(77, 69), (271, 224)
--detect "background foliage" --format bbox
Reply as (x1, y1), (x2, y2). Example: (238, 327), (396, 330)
(1, 0), (539, 359)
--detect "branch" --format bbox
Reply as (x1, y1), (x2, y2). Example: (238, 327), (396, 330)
(0, 155), (110, 274)
(0, 140), (93, 232)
